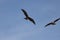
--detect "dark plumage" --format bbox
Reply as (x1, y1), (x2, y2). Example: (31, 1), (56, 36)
(21, 9), (28, 17)
(45, 18), (60, 27)
(54, 18), (60, 22)
(21, 9), (36, 25)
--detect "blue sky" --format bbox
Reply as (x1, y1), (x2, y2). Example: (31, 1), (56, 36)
(0, 0), (60, 40)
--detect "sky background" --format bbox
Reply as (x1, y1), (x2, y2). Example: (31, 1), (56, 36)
(0, 0), (60, 40)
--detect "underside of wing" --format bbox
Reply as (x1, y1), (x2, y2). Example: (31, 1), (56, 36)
(54, 18), (60, 22)
(28, 17), (36, 25)
(45, 23), (53, 27)
(21, 9), (29, 17)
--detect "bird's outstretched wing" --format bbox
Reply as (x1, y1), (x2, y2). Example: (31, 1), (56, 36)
(45, 23), (53, 27)
(54, 18), (60, 22)
(28, 17), (36, 25)
(21, 9), (29, 17)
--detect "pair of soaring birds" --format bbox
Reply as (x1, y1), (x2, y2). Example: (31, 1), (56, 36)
(21, 9), (60, 27)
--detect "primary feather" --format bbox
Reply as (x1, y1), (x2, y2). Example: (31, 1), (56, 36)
(21, 9), (28, 17)
(54, 18), (60, 22)
(45, 22), (55, 27)
(28, 17), (36, 24)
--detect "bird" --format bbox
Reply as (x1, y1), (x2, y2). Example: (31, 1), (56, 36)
(45, 18), (60, 27)
(21, 9), (36, 25)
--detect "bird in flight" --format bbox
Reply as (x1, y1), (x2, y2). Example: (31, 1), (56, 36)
(21, 9), (36, 25)
(45, 18), (60, 27)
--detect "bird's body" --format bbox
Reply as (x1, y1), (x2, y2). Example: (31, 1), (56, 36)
(45, 18), (60, 27)
(21, 9), (36, 25)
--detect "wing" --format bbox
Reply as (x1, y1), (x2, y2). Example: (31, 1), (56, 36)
(45, 23), (53, 27)
(28, 17), (36, 25)
(54, 18), (60, 22)
(21, 9), (29, 17)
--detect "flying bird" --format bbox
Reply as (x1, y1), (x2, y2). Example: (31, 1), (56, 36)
(21, 9), (36, 25)
(45, 18), (60, 27)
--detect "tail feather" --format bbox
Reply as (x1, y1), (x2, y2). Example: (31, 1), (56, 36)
(24, 18), (28, 20)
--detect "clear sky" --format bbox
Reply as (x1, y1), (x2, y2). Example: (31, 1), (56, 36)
(0, 0), (60, 40)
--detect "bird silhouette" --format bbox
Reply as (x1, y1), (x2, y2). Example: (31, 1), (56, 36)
(21, 9), (36, 25)
(45, 18), (60, 27)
